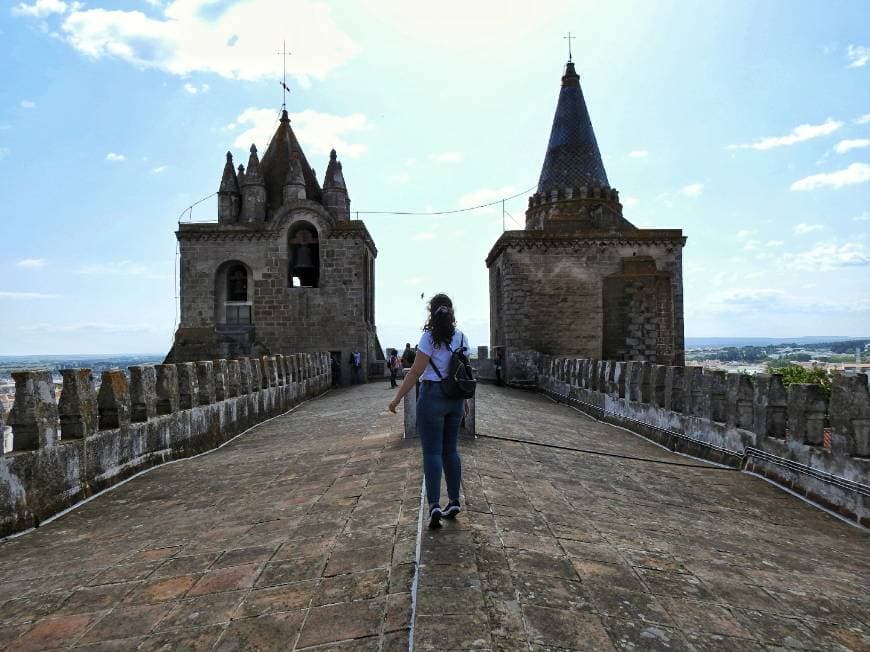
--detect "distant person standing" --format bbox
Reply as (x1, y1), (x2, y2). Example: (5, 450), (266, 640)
(388, 294), (469, 528)
(388, 348), (400, 388)
(495, 349), (504, 386)
(331, 354), (341, 387)
(349, 350), (362, 384)
(400, 343), (416, 370)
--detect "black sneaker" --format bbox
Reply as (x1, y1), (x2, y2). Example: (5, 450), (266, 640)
(428, 505), (443, 528)
(442, 501), (461, 519)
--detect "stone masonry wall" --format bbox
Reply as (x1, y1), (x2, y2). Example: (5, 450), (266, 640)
(175, 207), (377, 382)
(489, 238), (684, 365)
(537, 356), (870, 526)
(0, 352), (331, 537)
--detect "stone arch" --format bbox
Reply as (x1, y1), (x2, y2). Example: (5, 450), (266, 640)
(288, 220), (320, 288)
(215, 260), (253, 326)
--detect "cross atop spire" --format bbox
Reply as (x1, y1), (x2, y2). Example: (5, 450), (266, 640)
(276, 40), (291, 110)
(563, 32), (575, 63)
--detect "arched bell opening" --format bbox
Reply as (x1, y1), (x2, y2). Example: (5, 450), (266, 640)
(288, 221), (320, 288)
(215, 260), (253, 326)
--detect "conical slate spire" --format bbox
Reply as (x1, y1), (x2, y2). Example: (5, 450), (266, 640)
(537, 62), (609, 196)
(323, 149), (346, 190)
(244, 144), (263, 184)
(219, 151), (239, 194)
(259, 109), (322, 209)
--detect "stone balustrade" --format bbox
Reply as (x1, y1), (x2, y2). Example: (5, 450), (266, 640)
(0, 352), (331, 537)
(537, 355), (869, 526)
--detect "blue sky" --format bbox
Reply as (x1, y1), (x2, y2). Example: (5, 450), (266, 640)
(1, 0), (868, 355)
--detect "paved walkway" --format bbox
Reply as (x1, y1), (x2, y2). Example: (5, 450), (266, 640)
(0, 384), (867, 651)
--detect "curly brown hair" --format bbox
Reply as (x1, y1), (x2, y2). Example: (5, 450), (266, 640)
(423, 293), (456, 348)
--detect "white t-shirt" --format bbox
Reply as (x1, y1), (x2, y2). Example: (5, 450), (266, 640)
(418, 329), (468, 382)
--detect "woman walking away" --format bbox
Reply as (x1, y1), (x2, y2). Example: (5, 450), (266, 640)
(388, 293), (469, 528)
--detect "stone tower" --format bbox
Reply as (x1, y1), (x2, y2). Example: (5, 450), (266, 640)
(487, 61), (685, 382)
(168, 109), (381, 384)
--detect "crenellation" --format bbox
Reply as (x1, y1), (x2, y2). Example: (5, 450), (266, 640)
(627, 361), (643, 402)
(640, 362), (654, 403)
(705, 369), (728, 424)
(196, 361), (216, 405)
(59, 369), (98, 438)
(726, 373), (754, 430)
(652, 365), (667, 408)
(238, 358), (253, 395)
(250, 358), (263, 393)
(685, 367), (709, 419)
(614, 361), (627, 398)
(787, 383), (827, 447)
(8, 370), (58, 450)
(97, 369), (131, 430)
(156, 364), (180, 415)
(129, 365), (157, 423)
(275, 355), (285, 386)
(830, 373), (870, 457)
(177, 363), (199, 410)
(213, 359), (228, 401)
(664, 365), (685, 412)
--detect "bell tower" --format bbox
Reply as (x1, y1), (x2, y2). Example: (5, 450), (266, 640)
(168, 107), (383, 384)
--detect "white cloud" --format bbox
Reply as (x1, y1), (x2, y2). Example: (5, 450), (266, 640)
(628, 150), (648, 158)
(794, 223), (823, 235)
(789, 242), (870, 271)
(183, 82), (208, 94)
(457, 186), (516, 215)
(698, 287), (870, 315)
(412, 232), (436, 241)
(428, 151), (464, 163)
(11, 0), (71, 18)
(680, 183), (703, 197)
(77, 260), (168, 278)
(52, 0), (358, 82)
(727, 119), (842, 151)
(735, 229), (755, 241)
(386, 171), (410, 185)
(790, 163), (870, 190)
(0, 291), (58, 300)
(847, 44), (870, 68)
(20, 322), (159, 334)
(622, 196), (639, 207)
(854, 212), (870, 222)
(855, 113), (870, 125)
(742, 239), (761, 251)
(151, 165), (167, 174)
(744, 271), (764, 280)
(231, 107), (370, 159)
(765, 240), (784, 247)
(105, 152), (125, 162)
(20, 100), (36, 108)
(834, 138), (870, 154)
(16, 258), (47, 268)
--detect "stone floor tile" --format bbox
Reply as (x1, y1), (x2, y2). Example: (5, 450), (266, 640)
(236, 580), (318, 617)
(0, 592), (71, 625)
(156, 591), (246, 630)
(187, 563), (263, 597)
(514, 572), (594, 612)
(296, 597), (386, 648)
(125, 546), (183, 563)
(56, 582), (140, 615)
(572, 559), (645, 592)
(88, 561), (163, 585)
(271, 537), (335, 561)
(256, 556), (326, 588)
(70, 635), (146, 651)
(730, 608), (824, 649)
(414, 613), (493, 650)
(124, 574), (199, 604)
(601, 617), (691, 651)
(210, 545), (279, 570)
(586, 585), (675, 625)
(11, 613), (101, 652)
(416, 586), (485, 616)
(77, 602), (174, 644)
(149, 553), (221, 579)
(138, 624), (226, 651)
(312, 567), (388, 606)
(324, 543), (392, 576)
(213, 611), (305, 651)
(522, 605), (615, 650)
(383, 591), (412, 633)
(508, 549), (579, 581)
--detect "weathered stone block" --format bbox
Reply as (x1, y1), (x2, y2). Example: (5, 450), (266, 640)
(652, 365), (667, 408)
(129, 365), (157, 423)
(177, 362), (199, 410)
(155, 365), (179, 415)
(98, 370), (131, 430)
(226, 359), (241, 397)
(685, 367), (709, 419)
(830, 373), (869, 457)
(58, 369), (98, 438)
(705, 369), (727, 423)
(274, 355), (285, 386)
(196, 361), (216, 405)
(754, 374), (786, 439)
(614, 362), (627, 399)
(640, 362), (654, 403)
(8, 370), (58, 450)
(238, 358), (253, 394)
(260, 356), (272, 389)
(251, 358), (263, 391)
(787, 383), (827, 446)
(627, 361), (644, 402)
(726, 373), (754, 429)
(664, 365), (685, 413)
(214, 359), (228, 400)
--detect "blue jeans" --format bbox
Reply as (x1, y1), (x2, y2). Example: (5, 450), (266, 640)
(417, 382), (463, 506)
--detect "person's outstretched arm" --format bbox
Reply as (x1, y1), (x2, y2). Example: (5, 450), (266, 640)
(388, 351), (429, 413)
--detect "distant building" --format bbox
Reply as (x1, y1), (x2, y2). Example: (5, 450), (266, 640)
(167, 109), (382, 383)
(487, 60), (685, 381)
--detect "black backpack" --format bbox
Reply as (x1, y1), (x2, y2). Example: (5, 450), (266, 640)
(428, 333), (477, 399)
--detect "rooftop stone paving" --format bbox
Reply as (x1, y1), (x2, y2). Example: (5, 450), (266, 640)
(0, 384), (867, 651)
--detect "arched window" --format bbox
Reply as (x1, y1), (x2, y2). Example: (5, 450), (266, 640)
(216, 261), (252, 327)
(227, 265), (248, 302)
(288, 222), (319, 288)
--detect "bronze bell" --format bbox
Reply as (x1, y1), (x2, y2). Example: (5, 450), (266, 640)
(294, 244), (315, 269)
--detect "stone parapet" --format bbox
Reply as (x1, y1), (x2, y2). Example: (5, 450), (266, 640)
(0, 352), (331, 537)
(536, 356), (870, 527)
